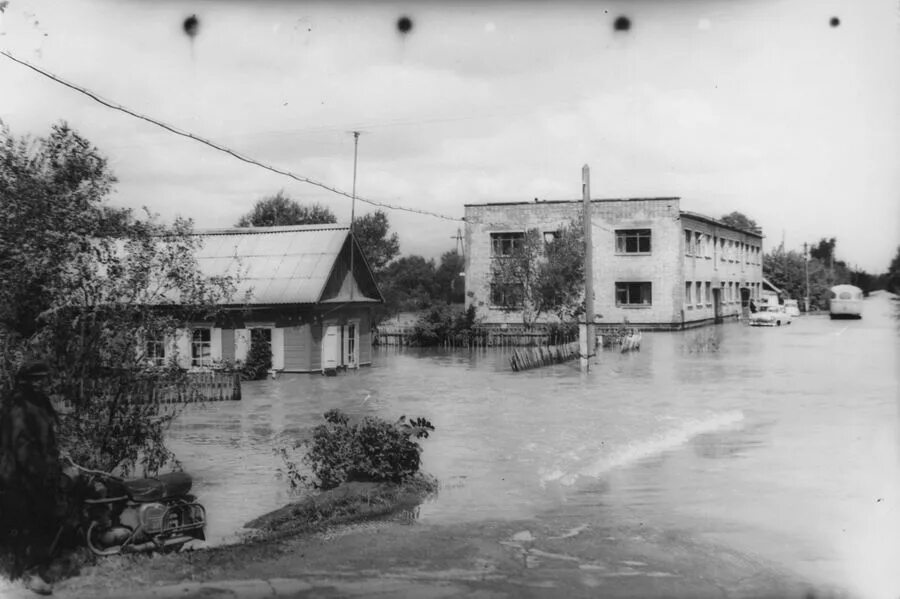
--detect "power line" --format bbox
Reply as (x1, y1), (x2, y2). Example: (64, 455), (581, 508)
(0, 50), (462, 223)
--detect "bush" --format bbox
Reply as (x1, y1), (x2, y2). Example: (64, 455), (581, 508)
(278, 409), (434, 491)
(241, 330), (272, 380)
(408, 304), (480, 347)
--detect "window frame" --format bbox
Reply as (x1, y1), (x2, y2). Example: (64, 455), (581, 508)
(191, 327), (213, 368)
(490, 281), (525, 308)
(490, 232), (526, 258)
(615, 228), (652, 255)
(615, 281), (652, 307)
(145, 335), (166, 367)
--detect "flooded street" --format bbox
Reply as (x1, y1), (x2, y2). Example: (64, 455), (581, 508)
(169, 295), (899, 598)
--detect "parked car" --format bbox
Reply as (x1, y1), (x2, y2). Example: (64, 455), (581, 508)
(749, 304), (792, 327)
(783, 299), (800, 317)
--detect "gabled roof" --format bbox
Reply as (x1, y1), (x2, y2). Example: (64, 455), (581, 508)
(193, 225), (382, 305)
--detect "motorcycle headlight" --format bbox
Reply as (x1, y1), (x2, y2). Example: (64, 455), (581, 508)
(139, 503), (167, 534)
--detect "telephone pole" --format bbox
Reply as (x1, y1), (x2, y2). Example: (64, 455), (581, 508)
(803, 242), (810, 313)
(581, 165), (594, 372)
(349, 131), (360, 301)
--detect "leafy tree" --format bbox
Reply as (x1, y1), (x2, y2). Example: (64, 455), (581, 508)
(720, 211), (759, 232)
(353, 210), (399, 275)
(490, 217), (585, 328)
(434, 250), (465, 304)
(809, 237), (837, 265)
(236, 191), (336, 227)
(1, 122), (237, 475)
(378, 255), (438, 315)
(886, 246), (900, 293)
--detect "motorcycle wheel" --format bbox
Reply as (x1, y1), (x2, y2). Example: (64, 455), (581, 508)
(85, 521), (124, 556)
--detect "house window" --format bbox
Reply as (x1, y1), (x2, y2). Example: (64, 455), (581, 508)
(146, 336), (166, 366)
(491, 282), (524, 307)
(491, 232), (525, 257)
(695, 281), (703, 307)
(685, 230), (693, 256)
(705, 282), (712, 305)
(347, 324), (356, 365)
(616, 229), (651, 254)
(685, 282), (693, 308)
(191, 328), (212, 367)
(720, 238), (726, 261)
(616, 282), (652, 306)
(694, 232), (702, 258)
(543, 231), (560, 244)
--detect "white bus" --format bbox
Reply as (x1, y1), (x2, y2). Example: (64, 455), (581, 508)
(828, 284), (863, 319)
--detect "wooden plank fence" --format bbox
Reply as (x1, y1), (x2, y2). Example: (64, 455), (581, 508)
(509, 341), (580, 372)
(374, 325), (577, 349)
(52, 371), (241, 412)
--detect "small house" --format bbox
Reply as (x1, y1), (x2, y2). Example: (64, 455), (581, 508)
(157, 225), (383, 374)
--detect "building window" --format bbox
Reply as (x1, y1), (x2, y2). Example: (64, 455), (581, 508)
(543, 230), (560, 244)
(491, 232), (525, 257)
(705, 282), (712, 305)
(491, 282), (524, 307)
(694, 232), (702, 258)
(720, 238), (726, 261)
(191, 328), (212, 367)
(347, 324), (356, 365)
(616, 229), (651, 254)
(694, 281), (702, 307)
(146, 336), (166, 366)
(685, 230), (693, 256)
(616, 282), (652, 306)
(685, 282), (693, 308)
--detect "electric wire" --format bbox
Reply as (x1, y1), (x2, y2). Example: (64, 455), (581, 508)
(0, 50), (463, 222)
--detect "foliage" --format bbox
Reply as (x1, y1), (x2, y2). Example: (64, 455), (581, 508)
(809, 237), (837, 264)
(719, 211), (759, 232)
(236, 190), (336, 227)
(490, 217), (585, 328)
(378, 255), (438, 315)
(0, 122), (237, 476)
(353, 210), (400, 275)
(278, 409), (434, 491)
(407, 304), (479, 346)
(434, 250), (465, 304)
(241, 329), (272, 381)
(886, 246), (900, 294)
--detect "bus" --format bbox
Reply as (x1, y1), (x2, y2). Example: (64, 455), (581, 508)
(828, 284), (863, 319)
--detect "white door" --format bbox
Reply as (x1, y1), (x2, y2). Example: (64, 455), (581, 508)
(321, 326), (340, 372)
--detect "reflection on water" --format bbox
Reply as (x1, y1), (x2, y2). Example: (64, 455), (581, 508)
(169, 295), (899, 597)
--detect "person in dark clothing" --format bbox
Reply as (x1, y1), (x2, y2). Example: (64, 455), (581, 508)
(0, 361), (62, 594)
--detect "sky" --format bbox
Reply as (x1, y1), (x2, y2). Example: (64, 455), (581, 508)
(1, 0), (898, 272)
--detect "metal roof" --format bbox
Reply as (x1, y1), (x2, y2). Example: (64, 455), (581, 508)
(192, 225), (358, 305)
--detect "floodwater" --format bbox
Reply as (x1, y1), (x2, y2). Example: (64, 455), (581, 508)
(168, 294), (899, 598)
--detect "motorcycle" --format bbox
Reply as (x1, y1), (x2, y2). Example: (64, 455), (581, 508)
(75, 466), (207, 556)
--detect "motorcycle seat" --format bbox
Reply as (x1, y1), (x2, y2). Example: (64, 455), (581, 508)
(123, 472), (194, 502)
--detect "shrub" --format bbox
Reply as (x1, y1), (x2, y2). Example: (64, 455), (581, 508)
(241, 330), (272, 380)
(278, 409), (434, 491)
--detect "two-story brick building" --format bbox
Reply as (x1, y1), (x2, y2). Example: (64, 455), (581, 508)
(464, 197), (764, 330)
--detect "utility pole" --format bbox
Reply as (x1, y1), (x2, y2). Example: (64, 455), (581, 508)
(580, 165), (594, 372)
(349, 131), (360, 301)
(803, 242), (810, 313)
